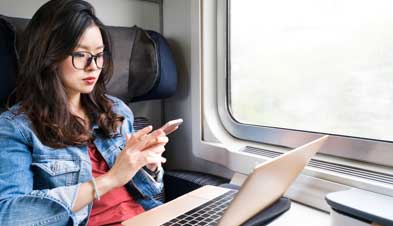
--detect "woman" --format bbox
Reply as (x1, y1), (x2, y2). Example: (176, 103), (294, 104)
(0, 0), (169, 225)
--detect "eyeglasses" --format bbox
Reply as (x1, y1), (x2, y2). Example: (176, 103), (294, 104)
(70, 51), (108, 70)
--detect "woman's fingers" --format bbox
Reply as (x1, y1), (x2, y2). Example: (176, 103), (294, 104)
(126, 125), (153, 143)
(164, 125), (179, 135)
(145, 142), (167, 155)
(125, 127), (169, 153)
(138, 129), (168, 149)
(144, 153), (167, 165)
(146, 129), (165, 142)
(149, 135), (168, 146)
(131, 134), (151, 151)
(133, 125), (153, 139)
(125, 126), (152, 149)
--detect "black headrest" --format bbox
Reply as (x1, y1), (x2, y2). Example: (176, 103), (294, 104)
(0, 16), (177, 107)
(0, 16), (22, 108)
(105, 25), (177, 102)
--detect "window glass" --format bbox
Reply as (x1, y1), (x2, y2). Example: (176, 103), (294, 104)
(229, 0), (393, 141)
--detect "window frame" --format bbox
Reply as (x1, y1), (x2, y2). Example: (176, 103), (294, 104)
(217, 0), (393, 167)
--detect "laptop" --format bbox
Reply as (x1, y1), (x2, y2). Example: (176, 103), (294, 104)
(122, 135), (329, 226)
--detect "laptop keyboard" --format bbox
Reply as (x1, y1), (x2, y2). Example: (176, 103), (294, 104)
(161, 189), (237, 226)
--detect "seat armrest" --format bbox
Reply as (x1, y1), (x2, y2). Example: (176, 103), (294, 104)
(163, 170), (230, 202)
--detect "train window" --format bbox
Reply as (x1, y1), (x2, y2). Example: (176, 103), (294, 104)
(215, 0), (393, 166)
(229, 0), (393, 142)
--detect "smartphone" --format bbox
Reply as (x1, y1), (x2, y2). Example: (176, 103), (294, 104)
(160, 118), (183, 135)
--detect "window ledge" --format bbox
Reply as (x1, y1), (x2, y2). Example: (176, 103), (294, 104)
(268, 201), (330, 226)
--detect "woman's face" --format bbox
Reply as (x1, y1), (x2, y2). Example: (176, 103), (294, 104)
(58, 24), (104, 96)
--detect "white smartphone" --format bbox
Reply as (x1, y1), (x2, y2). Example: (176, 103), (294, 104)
(160, 118), (183, 135)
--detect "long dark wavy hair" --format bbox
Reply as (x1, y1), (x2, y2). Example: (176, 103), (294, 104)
(15, 0), (124, 148)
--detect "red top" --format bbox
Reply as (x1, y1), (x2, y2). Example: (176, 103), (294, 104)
(87, 144), (145, 226)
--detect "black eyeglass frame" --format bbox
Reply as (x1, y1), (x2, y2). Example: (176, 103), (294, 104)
(70, 51), (109, 70)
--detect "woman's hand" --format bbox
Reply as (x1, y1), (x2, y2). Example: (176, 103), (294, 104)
(143, 128), (167, 172)
(106, 126), (168, 188)
(73, 127), (168, 212)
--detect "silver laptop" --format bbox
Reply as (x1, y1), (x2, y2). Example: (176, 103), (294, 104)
(122, 135), (329, 226)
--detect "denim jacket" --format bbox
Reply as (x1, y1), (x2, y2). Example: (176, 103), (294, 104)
(0, 96), (164, 226)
